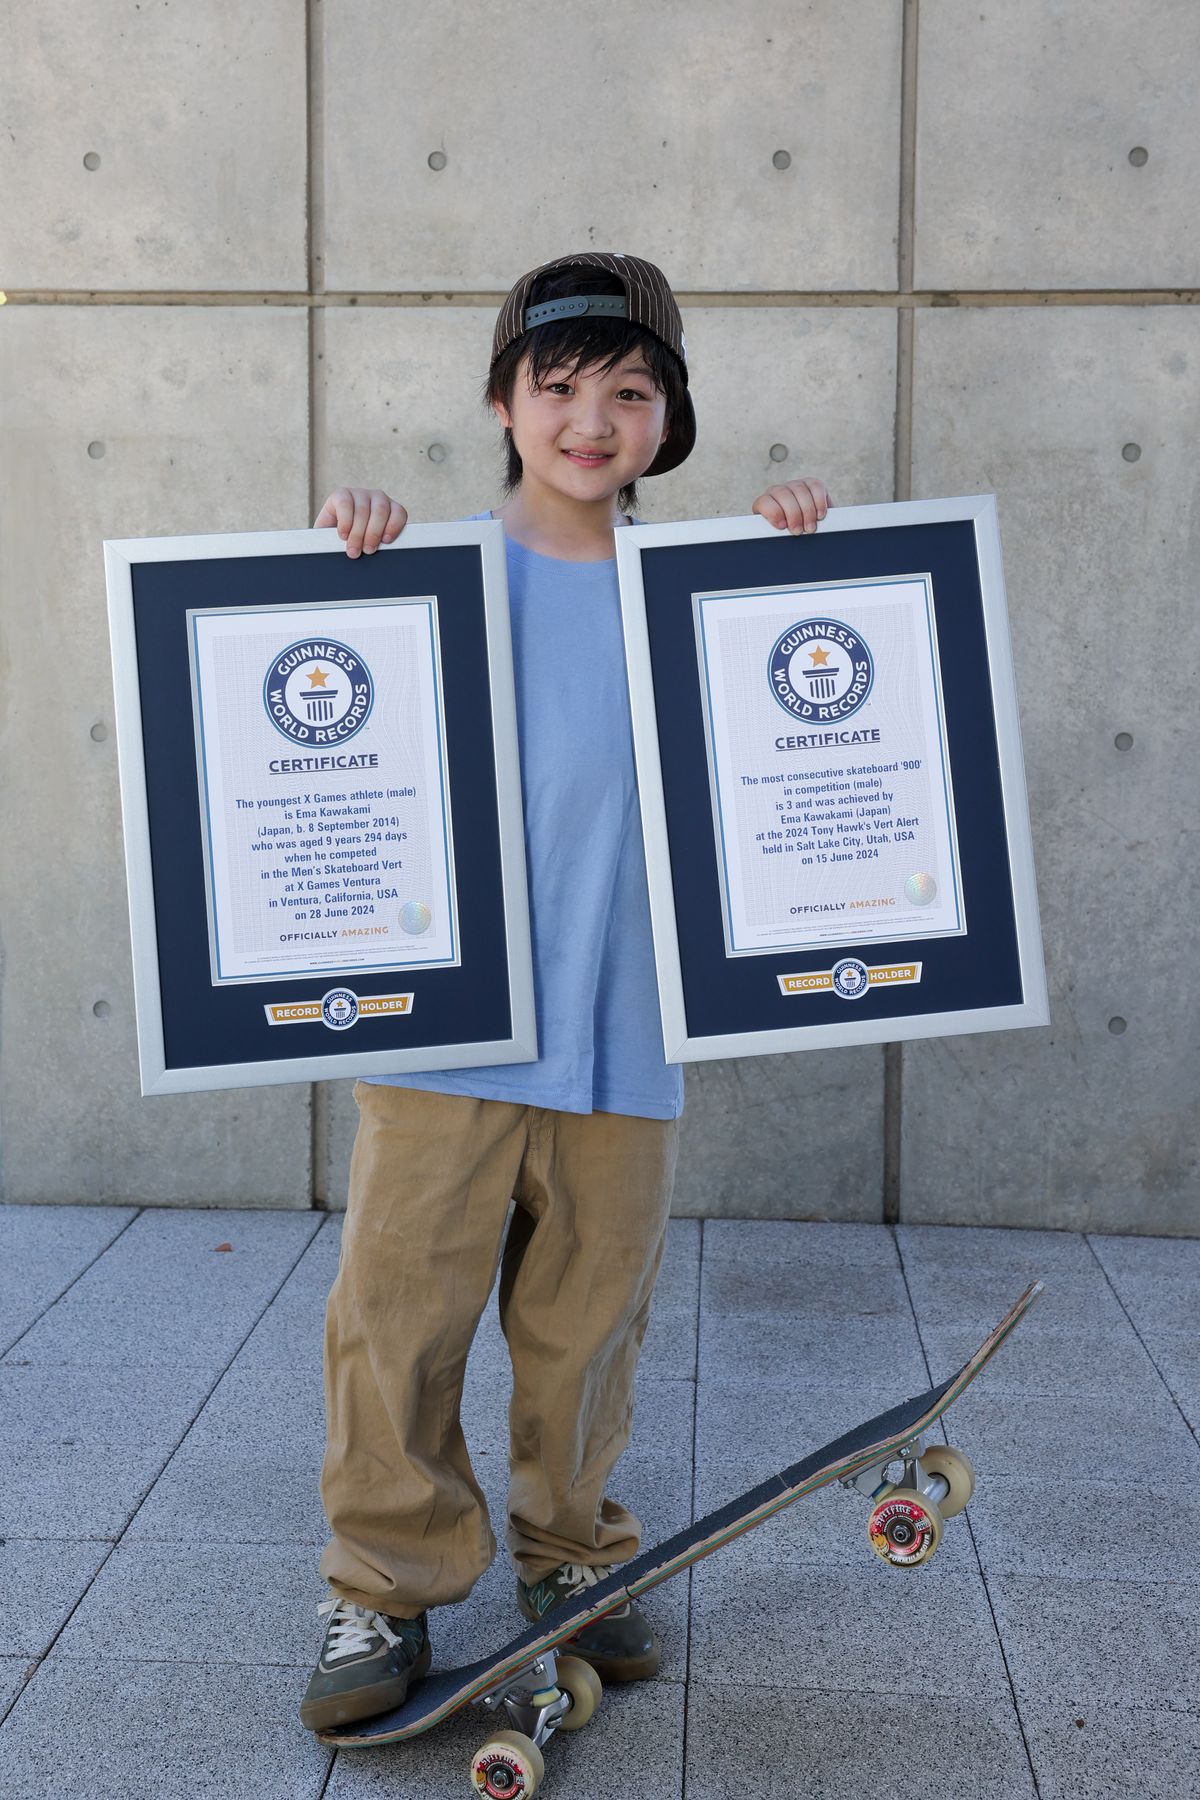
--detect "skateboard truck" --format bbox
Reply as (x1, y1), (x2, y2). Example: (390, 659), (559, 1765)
(479, 1650), (572, 1745)
(841, 1435), (977, 1567)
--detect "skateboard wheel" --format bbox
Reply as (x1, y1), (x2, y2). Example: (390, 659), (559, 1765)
(470, 1729), (544, 1798)
(920, 1444), (976, 1519)
(867, 1491), (944, 1567)
(553, 1654), (602, 1731)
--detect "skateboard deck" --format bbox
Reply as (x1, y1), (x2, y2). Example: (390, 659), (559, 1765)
(319, 1279), (1042, 1779)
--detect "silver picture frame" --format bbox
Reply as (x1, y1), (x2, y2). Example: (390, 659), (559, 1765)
(616, 496), (1048, 1062)
(104, 521), (536, 1094)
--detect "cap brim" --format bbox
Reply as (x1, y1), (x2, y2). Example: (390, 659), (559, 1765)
(642, 388), (696, 478)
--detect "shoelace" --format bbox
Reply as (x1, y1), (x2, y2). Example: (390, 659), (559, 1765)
(317, 1596), (409, 1663)
(558, 1563), (616, 1598)
(557, 1562), (631, 1619)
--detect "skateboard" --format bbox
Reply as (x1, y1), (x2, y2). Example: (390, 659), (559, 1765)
(319, 1279), (1043, 1795)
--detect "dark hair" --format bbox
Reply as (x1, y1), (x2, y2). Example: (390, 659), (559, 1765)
(483, 267), (689, 517)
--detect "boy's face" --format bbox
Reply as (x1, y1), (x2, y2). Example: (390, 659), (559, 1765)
(494, 350), (669, 502)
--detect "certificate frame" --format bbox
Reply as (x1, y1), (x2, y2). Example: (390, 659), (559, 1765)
(104, 522), (536, 1094)
(616, 496), (1048, 1061)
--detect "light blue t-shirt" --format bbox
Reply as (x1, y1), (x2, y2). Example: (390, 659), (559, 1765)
(366, 514), (684, 1121)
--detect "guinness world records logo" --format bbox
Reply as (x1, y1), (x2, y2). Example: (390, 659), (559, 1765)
(831, 958), (870, 1000)
(264, 638), (374, 745)
(321, 988), (360, 1030)
(768, 617), (874, 722)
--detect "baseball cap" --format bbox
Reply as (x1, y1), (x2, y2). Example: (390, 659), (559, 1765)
(490, 251), (695, 478)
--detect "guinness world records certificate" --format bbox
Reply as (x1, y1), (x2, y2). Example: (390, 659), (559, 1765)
(616, 497), (1047, 1061)
(696, 575), (964, 957)
(104, 522), (535, 1094)
(190, 599), (460, 984)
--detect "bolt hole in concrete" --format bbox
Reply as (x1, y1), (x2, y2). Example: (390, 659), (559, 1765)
(1108, 1017), (1128, 1036)
(83, 151), (101, 170)
(428, 150), (447, 171)
(772, 149), (792, 169)
(1128, 146), (1149, 166)
(90, 722), (108, 743)
(93, 1000), (112, 1020)
(1122, 443), (1141, 462)
(427, 443), (448, 464)
(1115, 732), (1134, 751)
(88, 441), (105, 459)
(769, 443), (789, 463)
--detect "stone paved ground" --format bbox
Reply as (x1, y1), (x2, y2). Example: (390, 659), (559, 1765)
(1, 1205), (1197, 1798)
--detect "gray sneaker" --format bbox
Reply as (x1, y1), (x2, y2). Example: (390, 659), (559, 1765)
(517, 1562), (660, 1682)
(299, 1592), (431, 1732)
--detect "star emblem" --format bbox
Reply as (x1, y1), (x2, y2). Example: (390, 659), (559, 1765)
(808, 645), (831, 667)
(306, 665), (331, 688)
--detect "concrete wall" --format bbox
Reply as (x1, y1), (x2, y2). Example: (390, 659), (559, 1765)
(1, 1), (1196, 1232)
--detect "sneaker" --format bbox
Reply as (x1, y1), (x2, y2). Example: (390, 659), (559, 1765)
(299, 1591), (432, 1732)
(516, 1562), (660, 1682)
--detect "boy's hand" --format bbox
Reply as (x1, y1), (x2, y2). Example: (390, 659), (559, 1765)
(752, 477), (832, 535)
(313, 487), (408, 557)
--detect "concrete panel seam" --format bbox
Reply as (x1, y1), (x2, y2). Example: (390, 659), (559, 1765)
(883, 1045), (903, 1227)
(0, 1207), (144, 1362)
(310, 1085), (330, 1211)
(898, 0), (919, 299)
(1082, 1236), (1199, 1450)
(680, 1215), (704, 1777)
(306, 0), (325, 303)
(3, 290), (1199, 308)
(974, 1565), (1044, 1787)
(883, 0), (920, 1229)
(306, 0), (328, 1212)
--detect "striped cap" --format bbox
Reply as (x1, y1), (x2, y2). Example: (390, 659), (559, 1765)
(490, 251), (694, 477)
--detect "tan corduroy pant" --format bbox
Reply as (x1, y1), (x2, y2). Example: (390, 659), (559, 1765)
(319, 1082), (681, 1615)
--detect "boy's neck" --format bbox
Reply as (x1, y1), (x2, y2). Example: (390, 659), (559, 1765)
(494, 485), (630, 562)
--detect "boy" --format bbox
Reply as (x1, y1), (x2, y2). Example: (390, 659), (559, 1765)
(300, 251), (830, 1732)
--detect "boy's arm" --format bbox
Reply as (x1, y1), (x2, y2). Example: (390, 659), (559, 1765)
(751, 476), (831, 535)
(313, 485), (407, 557)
